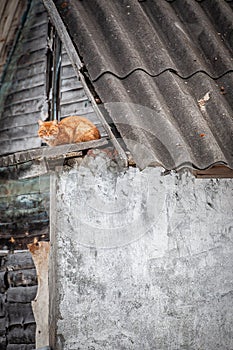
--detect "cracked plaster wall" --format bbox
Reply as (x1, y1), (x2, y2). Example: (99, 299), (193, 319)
(50, 150), (233, 350)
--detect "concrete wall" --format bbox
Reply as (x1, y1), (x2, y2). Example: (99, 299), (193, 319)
(50, 150), (233, 350)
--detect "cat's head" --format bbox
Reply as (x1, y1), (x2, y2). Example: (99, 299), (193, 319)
(38, 120), (59, 143)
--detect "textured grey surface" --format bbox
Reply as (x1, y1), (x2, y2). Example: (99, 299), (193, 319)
(0, 251), (37, 349)
(50, 151), (233, 350)
(59, 47), (108, 138)
(53, 0), (233, 170)
(55, 0), (233, 80)
(0, 0), (48, 155)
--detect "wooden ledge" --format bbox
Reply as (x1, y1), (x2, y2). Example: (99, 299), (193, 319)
(0, 138), (108, 168)
(193, 165), (233, 178)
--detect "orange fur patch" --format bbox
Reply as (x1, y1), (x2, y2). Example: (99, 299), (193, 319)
(38, 116), (101, 146)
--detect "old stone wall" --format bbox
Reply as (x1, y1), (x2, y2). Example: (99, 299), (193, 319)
(0, 251), (37, 349)
(50, 150), (233, 350)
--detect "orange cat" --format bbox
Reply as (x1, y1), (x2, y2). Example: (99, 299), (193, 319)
(38, 116), (101, 146)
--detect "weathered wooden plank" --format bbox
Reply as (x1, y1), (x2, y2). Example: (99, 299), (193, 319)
(0, 1), (19, 49)
(0, 334), (6, 348)
(60, 102), (93, 116)
(0, 1), (7, 20)
(0, 228), (49, 251)
(0, 165), (19, 180)
(20, 4), (47, 38)
(0, 294), (6, 316)
(7, 75), (45, 95)
(4, 56), (46, 84)
(0, 210), (49, 228)
(0, 124), (39, 143)
(15, 162), (49, 180)
(0, 208), (49, 225)
(22, 23), (47, 43)
(1, 252), (35, 270)
(20, 35), (47, 53)
(0, 0), (26, 75)
(7, 303), (35, 326)
(0, 176), (49, 198)
(0, 162), (46, 181)
(0, 137), (41, 156)
(0, 273), (6, 294)
(7, 324), (36, 344)
(29, 7), (48, 26)
(32, 0), (47, 13)
(60, 76), (82, 92)
(4, 1), (24, 40)
(97, 124), (108, 137)
(0, 202), (49, 222)
(4, 85), (45, 107)
(194, 165), (233, 178)
(0, 112), (43, 131)
(30, 16), (48, 29)
(16, 48), (47, 68)
(61, 64), (80, 79)
(7, 286), (37, 303)
(6, 61), (46, 82)
(0, 149), (43, 167)
(7, 269), (37, 288)
(61, 50), (71, 65)
(0, 221), (49, 238)
(7, 344), (35, 350)
(3, 61), (46, 90)
(0, 7), (20, 67)
(0, 138), (108, 167)
(0, 317), (6, 336)
(3, 98), (45, 118)
(3, 92), (45, 109)
(60, 90), (87, 105)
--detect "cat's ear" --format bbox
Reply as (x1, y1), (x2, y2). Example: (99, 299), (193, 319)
(38, 120), (43, 126)
(52, 120), (58, 125)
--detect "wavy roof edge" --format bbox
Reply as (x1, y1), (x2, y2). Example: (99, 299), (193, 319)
(54, 0), (233, 81)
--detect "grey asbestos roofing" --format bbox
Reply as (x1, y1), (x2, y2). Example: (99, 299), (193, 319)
(54, 0), (233, 170)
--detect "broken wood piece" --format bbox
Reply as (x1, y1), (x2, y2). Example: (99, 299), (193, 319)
(28, 241), (50, 349)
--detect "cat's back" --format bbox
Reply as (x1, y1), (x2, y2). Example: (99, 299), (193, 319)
(59, 115), (95, 128)
(59, 115), (101, 142)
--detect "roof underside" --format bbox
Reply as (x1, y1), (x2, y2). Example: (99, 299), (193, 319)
(54, 0), (233, 170)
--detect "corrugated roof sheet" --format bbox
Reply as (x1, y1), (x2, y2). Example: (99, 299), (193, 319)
(53, 0), (233, 170)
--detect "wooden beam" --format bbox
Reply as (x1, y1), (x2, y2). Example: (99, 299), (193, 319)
(0, 138), (108, 168)
(28, 241), (50, 349)
(193, 165), (233, 179)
